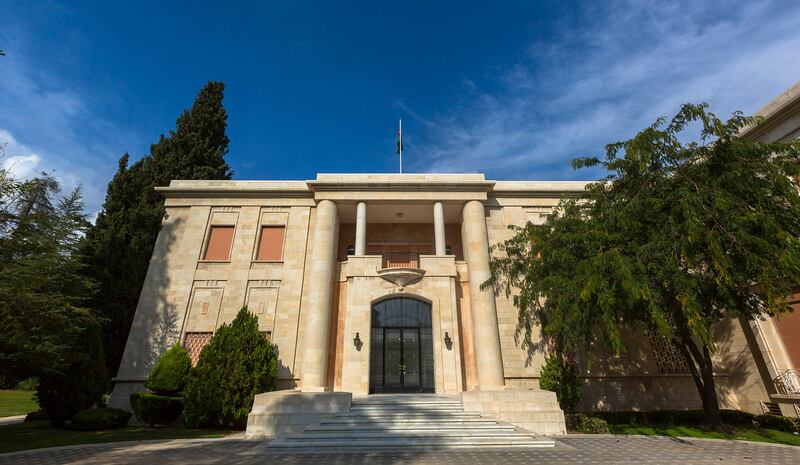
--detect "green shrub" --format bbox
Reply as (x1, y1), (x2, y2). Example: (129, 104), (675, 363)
(130, 392), (184, 426)
(539, 356), (582, 412)
(566, 413), (610, 433)
(146, 345), (192, 396)
(36, 324), (109, 424)
(67, 408), (131, 431)
(754, 413), (800, 433)
(183, 307), (278, 429)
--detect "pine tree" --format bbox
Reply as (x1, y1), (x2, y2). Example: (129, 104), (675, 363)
(0, 175), (98, 387)
(83, 81), (233, 377)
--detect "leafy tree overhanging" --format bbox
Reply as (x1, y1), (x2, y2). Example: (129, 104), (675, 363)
(487, 104), (800, 425)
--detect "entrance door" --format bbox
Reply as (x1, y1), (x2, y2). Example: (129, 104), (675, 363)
(369, 297), (434, 393)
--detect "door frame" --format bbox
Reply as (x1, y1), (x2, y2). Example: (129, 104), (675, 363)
(369, 296), (435, 394)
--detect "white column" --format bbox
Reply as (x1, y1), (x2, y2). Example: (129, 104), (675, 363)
(355, 201), (367, 256)
(433, 201), (446, 256)
(301, 199), (339, 391)
(462, 200), (505, 389)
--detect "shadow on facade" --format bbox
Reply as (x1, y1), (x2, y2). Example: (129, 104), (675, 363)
(115, 213), (183, 380)
(576, 319), (760, 412)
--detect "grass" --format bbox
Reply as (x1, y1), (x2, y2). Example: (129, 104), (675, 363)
(0, 390), (39, 417)
(0, 421), (232, 454)
(608, 423), (800, 447)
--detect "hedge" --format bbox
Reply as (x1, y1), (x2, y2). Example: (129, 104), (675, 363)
(67, 408), (132, 431)
(568, 410), (800, 433)
(130, 392), (184, 427)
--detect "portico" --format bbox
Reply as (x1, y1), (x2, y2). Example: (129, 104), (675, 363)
(298, 174), (506, 396)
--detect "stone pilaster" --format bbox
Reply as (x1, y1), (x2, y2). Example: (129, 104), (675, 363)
(462, 200), (505, 389)
(301, 199), (339, 391)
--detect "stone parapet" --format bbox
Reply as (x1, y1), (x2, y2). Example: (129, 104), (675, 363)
(461, 388), (566, 435)
(246, 390), (352, 438)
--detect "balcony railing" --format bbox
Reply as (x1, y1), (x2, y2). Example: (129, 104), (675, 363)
(382, 252), (420, 269)
(774, 369), (800, 395)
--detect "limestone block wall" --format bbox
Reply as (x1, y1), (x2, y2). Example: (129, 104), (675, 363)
(110, 200), (315, 409)
(335, 255), (464, 395)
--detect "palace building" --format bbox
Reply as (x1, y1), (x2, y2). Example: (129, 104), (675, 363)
(108, 83), (800, 439)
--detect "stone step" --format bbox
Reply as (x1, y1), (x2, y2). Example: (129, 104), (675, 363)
(283, 430), (535, 439)
(337, 409), (480, 416)
(349, 405), (464, 412)
(267, 436), (555, 450)
(309, 422), (513, 430)
(262, 394), (557, 450)
(352, 399), (462, 405)
(318, 418), (501, 426)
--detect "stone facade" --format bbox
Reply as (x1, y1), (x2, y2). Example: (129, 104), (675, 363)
(107, 172), (796, 423)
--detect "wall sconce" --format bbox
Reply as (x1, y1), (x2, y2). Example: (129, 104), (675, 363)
(353, 332), (363, 351)
(444, 332), (453, 350)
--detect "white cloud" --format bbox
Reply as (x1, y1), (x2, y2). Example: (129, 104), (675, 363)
(0, 129), (42, 179)
(0, 24), (136, 218)
(2, 154), (42, 179)
(405, 0), (800, 179)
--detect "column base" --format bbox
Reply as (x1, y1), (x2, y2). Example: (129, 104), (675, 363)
(461, 388), (566, 435)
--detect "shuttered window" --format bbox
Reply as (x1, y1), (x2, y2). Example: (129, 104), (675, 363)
(204, 226), (234, 260)
(256, 226), (285, 261)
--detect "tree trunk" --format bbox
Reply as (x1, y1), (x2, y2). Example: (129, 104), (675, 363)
(674, 322), (723, 427)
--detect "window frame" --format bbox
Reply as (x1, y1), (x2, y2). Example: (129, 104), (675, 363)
(253, 224), (287, 262)
(201, 224), (236, 262)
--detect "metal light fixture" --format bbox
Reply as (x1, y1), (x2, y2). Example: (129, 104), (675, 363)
(444, 332), (453, 350)
(353, 332), (363, 351)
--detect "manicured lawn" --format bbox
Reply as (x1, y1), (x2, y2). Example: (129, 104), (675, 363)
(608, 423), (800, 447)
(0, 390), (39, 417)
(0, 421), (232, 454)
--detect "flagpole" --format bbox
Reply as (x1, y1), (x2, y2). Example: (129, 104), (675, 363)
(399, 119), (403, 174)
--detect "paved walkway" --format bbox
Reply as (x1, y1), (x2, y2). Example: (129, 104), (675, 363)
(0, 416), (25, 427)
(0, 435), (798, 464)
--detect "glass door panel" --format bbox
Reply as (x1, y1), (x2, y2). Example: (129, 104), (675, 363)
(402, 329), (420, 390)
(384, 328), (403, 390)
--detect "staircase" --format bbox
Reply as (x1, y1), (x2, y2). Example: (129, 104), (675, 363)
(265, 394), (555, 451)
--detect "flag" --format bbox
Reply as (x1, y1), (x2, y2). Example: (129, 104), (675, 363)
(396, 124), (403, 155)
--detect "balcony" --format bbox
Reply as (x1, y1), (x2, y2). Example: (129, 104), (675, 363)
(377, 252), (425, 289)
(382, 252), (420, 269)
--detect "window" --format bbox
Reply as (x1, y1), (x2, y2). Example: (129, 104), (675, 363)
(183, 332), (213, 366)
(256, 226), (285, 261)
(204, 226), (234, 260)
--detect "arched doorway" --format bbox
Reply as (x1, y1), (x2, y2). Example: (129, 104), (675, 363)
(369, 297), (435, 393)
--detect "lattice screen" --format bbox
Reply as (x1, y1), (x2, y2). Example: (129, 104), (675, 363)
(648, 331), (690, 374)
(183, 332), (213, 366)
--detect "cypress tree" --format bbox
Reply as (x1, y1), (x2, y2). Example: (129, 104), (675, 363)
(83, 81), (233, 377)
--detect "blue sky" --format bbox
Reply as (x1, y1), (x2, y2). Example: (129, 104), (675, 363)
(2, 0), (800, 215)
